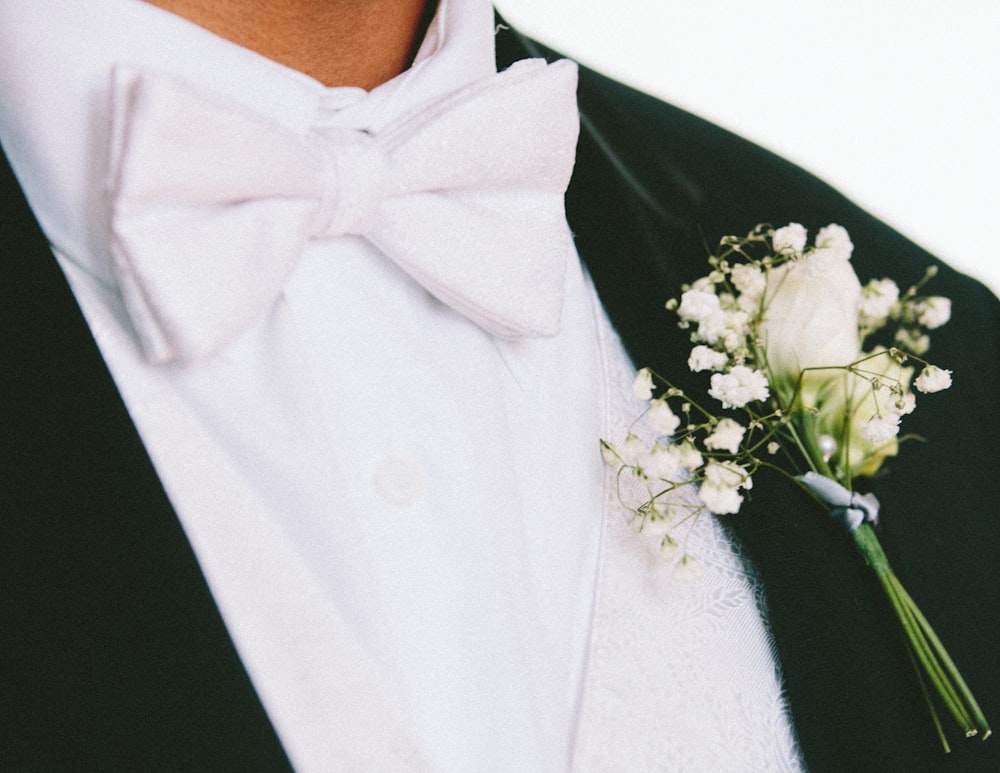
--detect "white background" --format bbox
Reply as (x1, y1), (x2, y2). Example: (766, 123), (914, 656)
(496, 0), (999, 296)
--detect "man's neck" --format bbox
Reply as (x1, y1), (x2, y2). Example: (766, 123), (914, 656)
(143, 0), (437, 89)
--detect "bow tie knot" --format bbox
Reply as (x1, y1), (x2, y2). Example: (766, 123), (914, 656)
(312, 130), (390, 237)
(107, 59), (580, 363)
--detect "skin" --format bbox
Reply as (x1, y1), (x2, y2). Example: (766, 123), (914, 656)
(143, 0), (436, 89)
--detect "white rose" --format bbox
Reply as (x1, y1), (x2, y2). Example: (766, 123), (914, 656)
(760, 238), (862, 400)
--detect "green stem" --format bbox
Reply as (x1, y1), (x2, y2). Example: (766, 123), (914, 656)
(885, 570), (970, 730)
(907, 643), (951, 754)
(889, 574), (991, 737)
(851, 524), (991, 742)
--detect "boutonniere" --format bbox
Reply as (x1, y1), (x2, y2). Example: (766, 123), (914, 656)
(602, 223), (990, 748)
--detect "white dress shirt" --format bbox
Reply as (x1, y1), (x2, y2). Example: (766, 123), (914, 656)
(0, 1), (803, 769)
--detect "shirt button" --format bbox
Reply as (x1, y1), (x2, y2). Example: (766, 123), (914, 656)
(374, 456), (424, 506)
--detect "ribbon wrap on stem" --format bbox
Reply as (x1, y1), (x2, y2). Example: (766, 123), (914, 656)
(795, 471), (880, 531)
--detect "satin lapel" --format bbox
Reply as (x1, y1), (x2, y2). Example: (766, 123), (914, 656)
(494, 24), (946, 772)
(0, 148), (291, 770)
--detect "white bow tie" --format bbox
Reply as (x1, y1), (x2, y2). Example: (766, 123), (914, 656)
(106, 59), (580, 363)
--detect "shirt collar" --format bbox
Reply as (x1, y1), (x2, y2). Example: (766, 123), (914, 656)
(0, 0), (497, 286)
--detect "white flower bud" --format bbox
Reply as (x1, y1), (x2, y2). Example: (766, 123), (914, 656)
(668, 441), (703, 472)
(915, 297), (951, 329)
(688, 345), (729, 373)
(639, 444), (684, 482)
(860, 414), (901, 444)
(648, 399), (682, 436)
(914, 365), (952, 393)
(772, 223), (808, 256)
(697, 460), (752, 515)
(895, 327), (930, 355)
(708, 366), (770, 409)
(859, 278), (899, 327)
(677, 289), (720, 322)
(704, 418), (746, 454)
(730, 263), (766, 298)
(600, 440), (620, 466)
(619, 434), (648, 466)
(814, 223), (854, 261)
(632, 368), (654, 401)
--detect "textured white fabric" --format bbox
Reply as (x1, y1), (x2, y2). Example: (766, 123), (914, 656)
(1, 0), (803, 770)
(107, 58), (579, 362)
(572, 316), (805, 770)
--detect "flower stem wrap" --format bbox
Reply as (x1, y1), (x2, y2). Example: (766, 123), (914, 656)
(796, 471), (879, 531)
(799, 473), (991, 745)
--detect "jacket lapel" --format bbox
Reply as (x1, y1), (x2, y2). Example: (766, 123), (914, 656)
(0, 147), (293, 770)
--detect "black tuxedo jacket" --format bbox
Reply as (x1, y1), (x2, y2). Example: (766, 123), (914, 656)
(3, 23), (998, 772)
